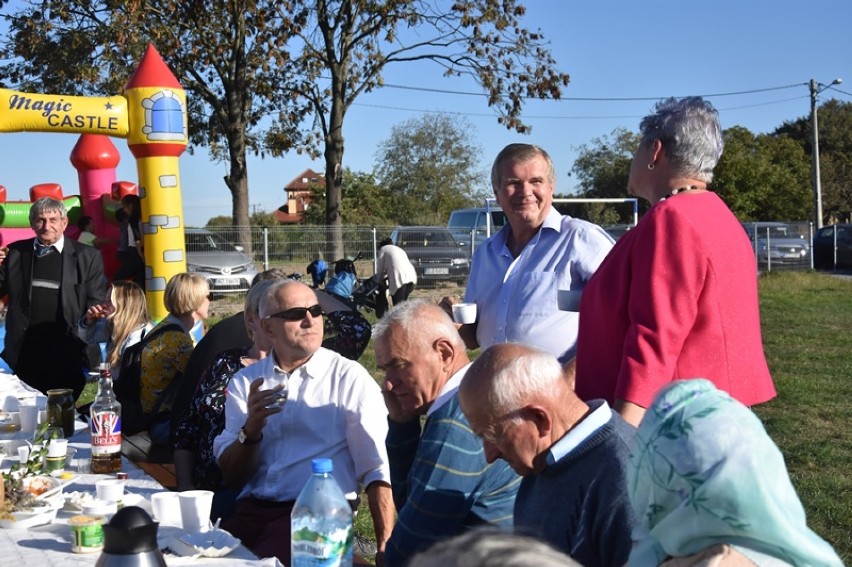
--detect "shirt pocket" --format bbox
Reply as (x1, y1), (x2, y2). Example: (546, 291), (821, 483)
(516, 271), (559, 315)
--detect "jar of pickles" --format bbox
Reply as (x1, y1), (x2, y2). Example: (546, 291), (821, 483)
(46, 388), (76, 437)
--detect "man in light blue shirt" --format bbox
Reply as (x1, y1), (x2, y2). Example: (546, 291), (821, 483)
(448, 143), (613, 362)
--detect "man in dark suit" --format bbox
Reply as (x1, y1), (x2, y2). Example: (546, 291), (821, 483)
(0, 197), (106, 400)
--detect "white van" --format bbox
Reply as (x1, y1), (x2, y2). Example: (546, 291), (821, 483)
(448, 207), (507, 244)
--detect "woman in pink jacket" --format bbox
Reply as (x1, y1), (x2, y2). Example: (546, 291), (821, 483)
(574, 97), (776, 426)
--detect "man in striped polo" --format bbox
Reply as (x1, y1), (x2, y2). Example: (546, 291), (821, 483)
(374, 300), (521, 566)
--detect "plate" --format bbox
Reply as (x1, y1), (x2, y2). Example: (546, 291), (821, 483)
(178, 528), (241, 557)
(0, 497), (63, 529)
(157, 526), (240, 557)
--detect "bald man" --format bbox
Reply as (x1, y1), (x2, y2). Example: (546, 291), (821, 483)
(459, 343), (636, 567)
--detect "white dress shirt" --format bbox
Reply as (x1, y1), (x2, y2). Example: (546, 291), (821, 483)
(213, 347), (390, 501)
(464, 208), (613, 362)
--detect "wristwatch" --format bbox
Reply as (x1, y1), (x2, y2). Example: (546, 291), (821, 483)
(238, 427), (262, 445)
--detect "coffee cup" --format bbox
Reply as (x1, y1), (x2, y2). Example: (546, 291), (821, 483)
(451, 303), (477, 324)
(95, 478), (125, 505)
(151, 491), (183, 528)
(178, 490), (214, 534)
(557, 289), (583, 312)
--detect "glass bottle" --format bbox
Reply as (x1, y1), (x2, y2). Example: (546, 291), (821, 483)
(291, 458), (353, 567)
(90, 363), (122, 474)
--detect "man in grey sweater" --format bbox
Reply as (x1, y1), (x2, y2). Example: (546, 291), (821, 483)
(459, 343), (636, 567)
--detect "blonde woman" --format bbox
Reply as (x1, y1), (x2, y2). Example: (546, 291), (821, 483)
(79, 280), (153, 381)
(141, 272), (210, 446)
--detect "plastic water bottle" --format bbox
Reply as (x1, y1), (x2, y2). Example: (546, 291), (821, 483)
(291, 458), (353, 566)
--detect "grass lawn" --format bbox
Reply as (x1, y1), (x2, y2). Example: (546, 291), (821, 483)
(752, 271), (852, 562)
(80, 273), (851, 562)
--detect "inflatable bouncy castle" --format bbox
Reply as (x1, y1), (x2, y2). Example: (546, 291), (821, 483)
(0, 45), (188, 320)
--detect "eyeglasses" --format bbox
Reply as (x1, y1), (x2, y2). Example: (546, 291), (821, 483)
(266, 304), (324, 322)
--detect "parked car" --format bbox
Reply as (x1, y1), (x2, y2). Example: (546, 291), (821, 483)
(185, 228), (259, 294)
(448, 206), (507, 248)
(390, 226), (470, 286)
(812, 224), (852, 269)
(741, 222), (809, 268)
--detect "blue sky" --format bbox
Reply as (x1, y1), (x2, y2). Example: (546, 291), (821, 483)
(1, 1), (850, 226)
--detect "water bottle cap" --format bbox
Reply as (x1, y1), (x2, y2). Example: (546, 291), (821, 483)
(311, 458), (333, 474)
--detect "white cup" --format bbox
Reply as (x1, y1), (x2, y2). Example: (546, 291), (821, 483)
(178, 490), (214, 534)
(96, 478), (126, 505)
(17, 445), (30, 464)
(557, 289), (583, 312)
(151, 491), (183, 528)
(19, 403), (38, 435)
(451, 302), (477, 324)
(47, 438), (68, 458)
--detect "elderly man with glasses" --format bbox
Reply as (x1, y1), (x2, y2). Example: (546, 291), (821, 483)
(213, 279), (393, 566)
(459, 343), (636, 567)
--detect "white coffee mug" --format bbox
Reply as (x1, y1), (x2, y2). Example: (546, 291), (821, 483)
(451, 302), (477, 324)
(179, 490), (214, 534)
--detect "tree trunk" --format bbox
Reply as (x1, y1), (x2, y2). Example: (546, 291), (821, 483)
(324, 97), (345, 260)
(224, 128), (252, 255)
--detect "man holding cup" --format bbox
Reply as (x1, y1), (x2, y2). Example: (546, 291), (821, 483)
(442, 144), (613, 363)
(213, 280), (393, 565)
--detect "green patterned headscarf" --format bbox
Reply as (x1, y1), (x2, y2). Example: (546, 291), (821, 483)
(627, 379), (842, 566)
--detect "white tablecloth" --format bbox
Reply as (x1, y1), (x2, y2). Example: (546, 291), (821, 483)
(0, 372), (280, 566)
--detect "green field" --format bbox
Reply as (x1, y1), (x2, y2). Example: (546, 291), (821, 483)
(84, 271), (851, 562)
(753, 271), (852, 562)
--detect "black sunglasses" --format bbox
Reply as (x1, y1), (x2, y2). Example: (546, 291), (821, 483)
(266, 304), (324, 322)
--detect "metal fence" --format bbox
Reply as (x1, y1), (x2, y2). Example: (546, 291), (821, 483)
(196, 220), (819, 285)
(196, 226), (394, 280)
(740, 221), (814, 272)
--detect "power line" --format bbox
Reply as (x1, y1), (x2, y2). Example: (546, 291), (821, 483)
(375, 81), (807, 101)
(353, 94), (811, 121)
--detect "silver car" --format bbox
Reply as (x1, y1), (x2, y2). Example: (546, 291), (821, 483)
(185, 228), (258, 294)
(741, 222), (809, 268)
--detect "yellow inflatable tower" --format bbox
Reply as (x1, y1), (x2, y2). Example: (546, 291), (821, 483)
(124, 45), (189, 318)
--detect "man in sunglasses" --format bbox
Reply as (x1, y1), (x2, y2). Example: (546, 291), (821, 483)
(214, 279), (393, 565)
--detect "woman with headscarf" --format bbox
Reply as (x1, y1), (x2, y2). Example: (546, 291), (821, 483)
(628, 379), (842, 566)
(574, 97), (776, 426)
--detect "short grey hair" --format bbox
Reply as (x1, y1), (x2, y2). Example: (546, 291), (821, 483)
(490, 143), (556, 192)
(477, 344), (564, 416)
(638, 97), (723, 183)
(29, 197), (67, 224)
(259, 279), (309, 319)
(373, 299), (465, 351)
(407, 529), (581, 567)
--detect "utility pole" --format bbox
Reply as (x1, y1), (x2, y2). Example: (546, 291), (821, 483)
(810, 78), (843, 229)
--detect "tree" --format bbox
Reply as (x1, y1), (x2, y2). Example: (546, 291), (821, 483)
(0, 1), (311, 251)
(267, 0), (571, 257)
(713, 126), (811, 221)
(776, 99), (852, 222)
(373, 113), (487, 225)
(570, 128), (640, 224)
(303, 168), (396, 226)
